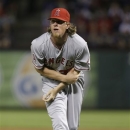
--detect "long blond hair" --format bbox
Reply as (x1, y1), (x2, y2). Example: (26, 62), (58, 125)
(47, 23), (77, 36)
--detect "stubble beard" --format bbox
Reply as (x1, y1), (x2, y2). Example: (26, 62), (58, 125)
(53, 33), (61, 38)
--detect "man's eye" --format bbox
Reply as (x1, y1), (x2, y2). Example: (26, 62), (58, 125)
(51, 20), (55, 23)
(57, 21), (64, 24)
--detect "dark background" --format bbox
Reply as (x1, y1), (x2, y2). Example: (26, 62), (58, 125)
(0, 0), (130, 50)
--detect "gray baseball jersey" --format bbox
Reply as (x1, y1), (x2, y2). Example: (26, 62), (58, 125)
(31, 32), (90, 86)
(31, 32), (90, 130)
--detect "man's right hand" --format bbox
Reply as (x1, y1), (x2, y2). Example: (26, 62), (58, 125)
(64, 68), (79, 84)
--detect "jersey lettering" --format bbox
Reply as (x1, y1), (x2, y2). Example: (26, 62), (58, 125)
(45, 57), (74, 67)
(56, 58), (60, 63)
(66, 60), (74, 67)
(49, 58), (54, 64)
(32, 53), (36, 63)
(61, 58), (65, 65)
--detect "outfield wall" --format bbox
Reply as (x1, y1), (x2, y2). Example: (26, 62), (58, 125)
(0, 51), (129, 109)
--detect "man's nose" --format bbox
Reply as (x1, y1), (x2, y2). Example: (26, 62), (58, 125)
(53, 22), (58, 25)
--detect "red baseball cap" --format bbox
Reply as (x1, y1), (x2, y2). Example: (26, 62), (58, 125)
(48, 8), (70, 22)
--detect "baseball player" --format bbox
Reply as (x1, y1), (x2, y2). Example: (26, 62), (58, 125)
(31, 8), (90, 130)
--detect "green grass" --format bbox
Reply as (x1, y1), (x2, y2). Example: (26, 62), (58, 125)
(0, 110), (130, 129)
(80, 110), (130, 128)
(0, 110), (51, 128)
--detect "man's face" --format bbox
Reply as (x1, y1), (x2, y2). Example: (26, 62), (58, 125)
(50, 19), (69, 38)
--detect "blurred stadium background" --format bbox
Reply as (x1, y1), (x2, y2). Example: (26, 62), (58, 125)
(0, 0), (130, 130)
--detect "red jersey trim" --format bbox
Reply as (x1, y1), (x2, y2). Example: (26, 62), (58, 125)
(32, 61), (43, 69)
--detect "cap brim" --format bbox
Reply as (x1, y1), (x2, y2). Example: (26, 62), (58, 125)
(48, 17), (68, 22)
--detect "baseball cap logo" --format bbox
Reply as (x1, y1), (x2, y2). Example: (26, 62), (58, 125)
(48, 8), (70, 22)
(54, 9), (60, 16)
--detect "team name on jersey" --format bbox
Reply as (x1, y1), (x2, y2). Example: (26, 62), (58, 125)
(44, 57), (74, 67)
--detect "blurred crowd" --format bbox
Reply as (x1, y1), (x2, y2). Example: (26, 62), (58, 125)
(0, 0), (130, 50)
(0, 0), (16, 49)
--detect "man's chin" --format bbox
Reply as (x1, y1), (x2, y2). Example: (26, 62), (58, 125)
(53, 33), (61, 38)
